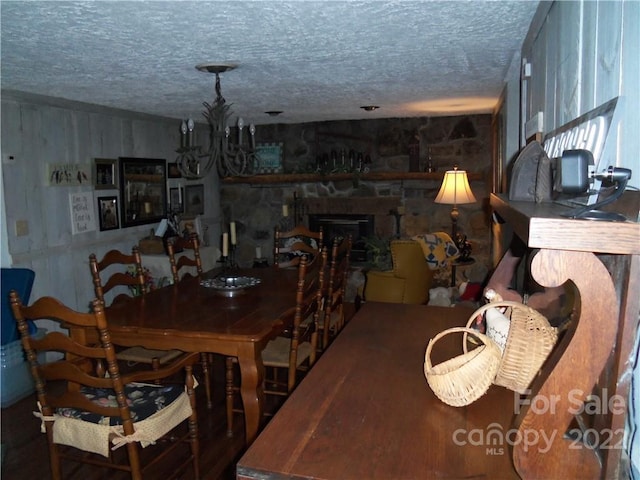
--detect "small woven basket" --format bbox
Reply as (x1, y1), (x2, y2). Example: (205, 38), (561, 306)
(424, 327), (502, 407)
(466, 301), (558, 394)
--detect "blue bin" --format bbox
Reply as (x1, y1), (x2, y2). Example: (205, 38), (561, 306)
(1, 268), (36, 345)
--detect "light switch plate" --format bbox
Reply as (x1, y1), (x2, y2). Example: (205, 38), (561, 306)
(15, 220), (29, 236)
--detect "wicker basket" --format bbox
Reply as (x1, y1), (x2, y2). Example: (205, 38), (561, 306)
(466, 301), (558, 394)
(424, 327), (502, 407)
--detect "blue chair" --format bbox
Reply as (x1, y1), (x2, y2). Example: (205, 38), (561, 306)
(1, 268), (36, 344)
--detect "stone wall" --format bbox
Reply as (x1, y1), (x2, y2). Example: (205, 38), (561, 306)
(221, 114), (493, 280)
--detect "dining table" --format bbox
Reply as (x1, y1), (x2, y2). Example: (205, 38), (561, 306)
(69, 267), (300, 445)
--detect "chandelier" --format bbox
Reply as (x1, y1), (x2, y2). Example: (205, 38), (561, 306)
(176, 63), (256, 179)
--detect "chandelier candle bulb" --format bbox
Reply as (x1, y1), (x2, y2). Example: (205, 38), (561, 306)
(237, 118), (244, 144)
(187, 118), (194, 147)
(180, 120), (187, 148)
(230, 222), (237, 245)
(222, 233), (229, 257)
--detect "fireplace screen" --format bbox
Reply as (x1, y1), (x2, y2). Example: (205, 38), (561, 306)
(309, 214), (374, 262)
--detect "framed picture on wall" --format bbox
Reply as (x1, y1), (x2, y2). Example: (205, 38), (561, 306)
(169, 187), (183, 213)
(254, 143), (284, 174)
(98, 196), (119, 231)
(94, 158), (117, 190)
(184, 184), (204, 215)
(118, 157), (167, 227)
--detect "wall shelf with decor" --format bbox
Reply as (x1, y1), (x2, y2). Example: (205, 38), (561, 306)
(221, 171), (482, 185)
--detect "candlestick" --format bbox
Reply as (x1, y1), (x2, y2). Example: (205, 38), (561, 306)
(230, 222), (237, 245)
(222, 232), (229, 257)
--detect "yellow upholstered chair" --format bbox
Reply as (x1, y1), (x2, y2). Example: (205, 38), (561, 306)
(364, 240), (433, 304)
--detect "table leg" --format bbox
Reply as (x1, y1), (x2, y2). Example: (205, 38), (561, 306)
(236, 343), (265, 444)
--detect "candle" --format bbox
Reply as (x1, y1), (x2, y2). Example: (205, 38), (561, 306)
(230, 222), (237, 245)
(187, 118), (194, 147)
(249, 124), (256, 150)
(180, 120), (187, 148)
(282, 204), (289, 217)
(222, 233), (229, 257)
(255, 246), (262, 259)
(237, 117), (244, 144)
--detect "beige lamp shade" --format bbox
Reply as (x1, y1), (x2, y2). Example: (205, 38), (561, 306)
(434, 169), (476, 206)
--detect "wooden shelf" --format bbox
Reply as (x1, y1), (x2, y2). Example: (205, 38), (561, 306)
(222, 171), (482, 185)
(490, 193), (640, 255)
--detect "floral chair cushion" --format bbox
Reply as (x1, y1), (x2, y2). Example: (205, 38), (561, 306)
(40, 382), (193, 458)
(56, 383), (183, 426)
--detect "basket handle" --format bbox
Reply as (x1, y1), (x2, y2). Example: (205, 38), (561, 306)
(425, 326), (494, 370)
(464, 300), (534, 330)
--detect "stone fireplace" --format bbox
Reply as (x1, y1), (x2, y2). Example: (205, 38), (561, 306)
(219, 114), (493, 272)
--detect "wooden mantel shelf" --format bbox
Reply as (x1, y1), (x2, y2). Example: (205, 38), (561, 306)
(490, 193), (640, 255)
(222, 171), (482, 185)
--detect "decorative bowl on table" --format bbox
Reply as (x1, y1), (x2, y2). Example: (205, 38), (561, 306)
(200, 275), (261, 297)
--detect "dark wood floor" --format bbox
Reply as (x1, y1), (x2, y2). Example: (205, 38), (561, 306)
(0, 354), (250, 480)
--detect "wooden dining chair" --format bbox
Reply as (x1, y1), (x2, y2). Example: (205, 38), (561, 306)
(167, 232), (203, 284)
(225, 246), (328, 436)
(89, 247), (147, 305)
(166, 233), (214, 409)
(273, 224), (323, 268)
(89, 247), (184, 371)
(9, 291), (200, 480)
(318, 234), (352, 351)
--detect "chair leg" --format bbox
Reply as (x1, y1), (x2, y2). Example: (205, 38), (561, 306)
(47, 428), (62, 480)
(225, 356), (235, 437)
(200, 353), (213, 409)
(186, 364), (200, 480)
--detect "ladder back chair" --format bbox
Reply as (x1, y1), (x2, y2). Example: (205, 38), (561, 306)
(273, 224), (323, 268)
(319, 234), (352, 351)
(167, 233), (213, 409)
(167, 232), (203, 284)
(225, 246), (328, 436)
(9, 291), (200, 480)
(89, 247), (184, 372)
(89, 247), (147, 305)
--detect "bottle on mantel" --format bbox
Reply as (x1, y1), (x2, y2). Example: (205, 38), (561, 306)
(426, 147), (435, 173)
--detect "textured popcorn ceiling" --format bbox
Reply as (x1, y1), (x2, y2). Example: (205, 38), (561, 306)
(1, 1), (539, 125)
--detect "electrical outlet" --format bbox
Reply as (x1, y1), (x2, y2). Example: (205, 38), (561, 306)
(15, 220), (29, 236)
(2, 153), (17, 164)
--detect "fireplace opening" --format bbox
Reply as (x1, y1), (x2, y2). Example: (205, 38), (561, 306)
(309, 214), (374, 262)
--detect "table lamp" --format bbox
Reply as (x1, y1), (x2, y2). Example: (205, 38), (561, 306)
(434, 165), (476, 243)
